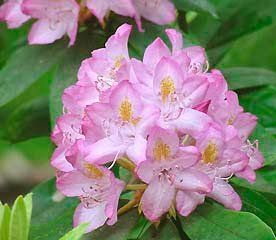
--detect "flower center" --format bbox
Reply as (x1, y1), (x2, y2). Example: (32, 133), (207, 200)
(119, 98), (133, 122)
(84, 163), (104, 179)
(153, 140), (171, 161)
(114, 55), (124, 70)
(202, 142), (218, 164)
(160, 76), (175, 102)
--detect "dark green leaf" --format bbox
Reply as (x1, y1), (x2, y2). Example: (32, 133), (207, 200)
(30, 178), (78, 240)
(127, 216), (151, 239)
(140, 219), (180, 240)
(189, 0), (276, 48)
(0, 41), (66, 108)
(218, 24), (276, 71)
(222, 67), (276, 90)
(173, 0), (218, 18)
(181, 203), (275, 240)
(234, 186), (276, 232)
(231, 166), (276, 195)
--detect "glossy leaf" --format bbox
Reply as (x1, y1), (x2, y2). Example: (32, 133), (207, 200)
(59, 223), (88, 240)
(24, 193), (33, 237)
(30, 179), (78, 240)
(235, 186), (276, 232)
(172, 0), (218, 18)
(222, 67), (276, 90)
(127, 215), (151, 239)
(218, 24), (276, 71)
(181, 203), (275, 240)
(9, 196), (28, 240)
(0, 41), (66, 108)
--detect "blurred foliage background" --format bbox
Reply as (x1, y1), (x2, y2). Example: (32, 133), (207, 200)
(0, 0), (275, 239)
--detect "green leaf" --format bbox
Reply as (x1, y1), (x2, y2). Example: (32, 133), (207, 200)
(140, 219), (180, 240)
(234, 186), (276, 232)
(9, 196), (28, 240)
(23, 193), (33, 237)
(127, 216), (151, 239)
(0, 204), (11, 240)
(0, 41), (66, 108)
(231, 167), (276, 195)
(222, 67), (276, 90)
(172, 0), (218, 18)
(190, 0), (276, 48)
(218, 24), (276, 71)
(30, 178), (78, 240)
(59, 223), (88, 240)
(181, 203), (275, 240)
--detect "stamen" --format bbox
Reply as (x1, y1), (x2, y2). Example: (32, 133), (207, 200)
(108, 150), (121, 170)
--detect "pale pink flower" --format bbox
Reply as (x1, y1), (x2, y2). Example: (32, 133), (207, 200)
(136, 126), (212, 221)
(84, 0), (176, 31)
(22, 0), (79, 45)
(0, 0), (30, 28)
(82, 80), (159, 165)
(57, 156), (124, 232)
(77, 24), (132, 101)
(194, 123), (249, 210)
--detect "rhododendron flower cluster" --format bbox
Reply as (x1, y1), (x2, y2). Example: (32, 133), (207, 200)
(0, 0), (176, 46)
(51, 24), (264, 232)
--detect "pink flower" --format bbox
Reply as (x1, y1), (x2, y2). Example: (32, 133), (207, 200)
(136, 127), (212, 221)
(82, 80), (158, 165)
(50, 25), (264, 227)
(22, 0), (79, 45)
(0, 0), (30, 28)
(77, 23), (132, 101)
(84, 0), (176, 31)
(57, 159), (124, 232)
(194, 123), (249, 210)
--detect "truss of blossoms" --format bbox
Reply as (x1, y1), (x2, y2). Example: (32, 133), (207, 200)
(50, 24), (264, 233)
(0, 0), (176, 46)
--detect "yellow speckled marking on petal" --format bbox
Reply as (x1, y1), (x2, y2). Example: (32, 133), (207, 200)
(227, 115), (235, 125)
(160, 76), (175, 102)
(153, 140), (171, 161)
(119, 98), (132, 122)
(114, 55), (124, 69)
(202, 142), (218, 164)
(84, 163), (104, 179)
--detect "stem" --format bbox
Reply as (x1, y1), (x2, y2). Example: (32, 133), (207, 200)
(117, 157), (136, 172)
(118, 198), (138, 216)
(125, 184), (147, 191)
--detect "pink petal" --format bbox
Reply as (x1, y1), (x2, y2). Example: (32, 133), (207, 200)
(86, 0), (109, 24)
(51, 146), (74, 172)
(173, 168), (213, 193)
(176, 191), (204, 216)
(73, 202), (108, 233)
(126, 135), (147, 164)
(134, 0), (176, 25)
(141, 176), (175, 221)
(153, 56), (184, 98)
(28, 18), (67, 45)
(146, 126), (179, 161)
(56, 170), (96, 197)
(172, 108), (211, 137)
(235, 166), (256, 183)
(208, 179), (242, 211)
(136, 160), (155, 183)
(173, 146), (201, 169)
(165, 29), (183, 54)
(143, 38), (170, 70)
